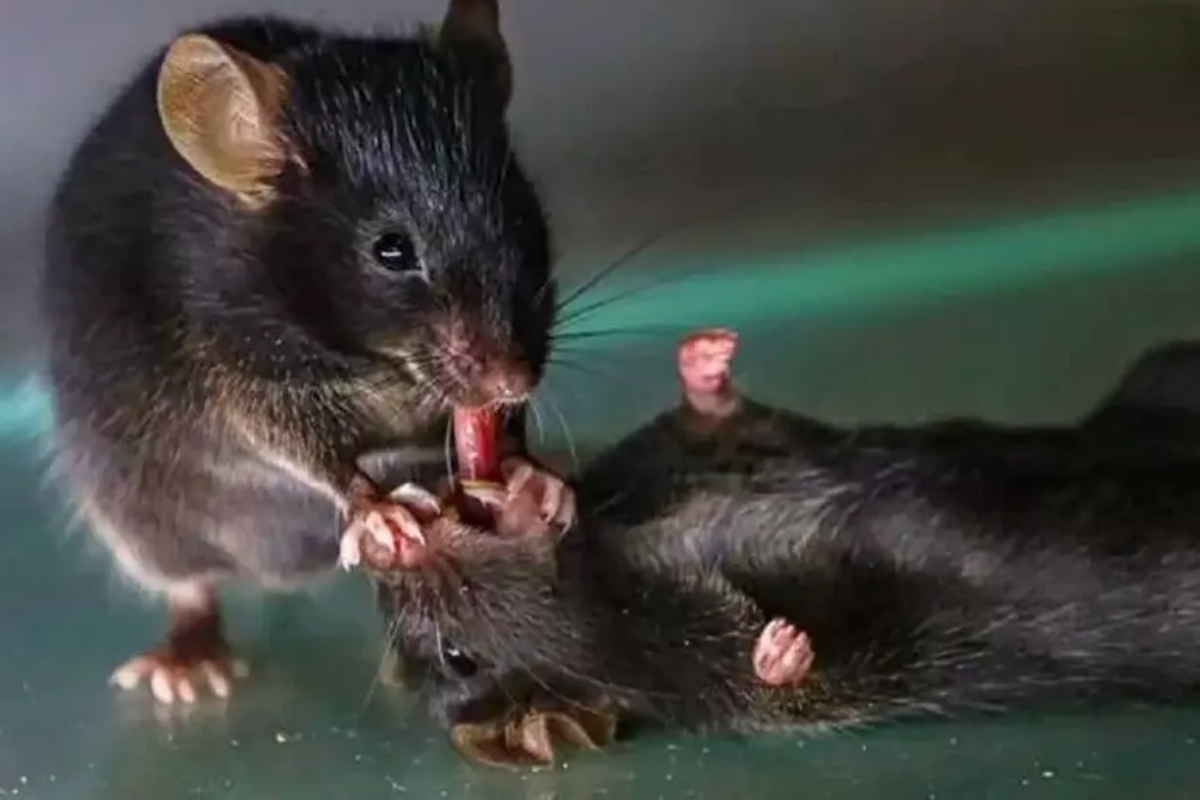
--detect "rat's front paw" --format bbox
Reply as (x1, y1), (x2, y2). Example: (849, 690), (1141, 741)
(753, 618), (815, 687)
(339, 483), (442, 570)
(461, 457), (576, 536)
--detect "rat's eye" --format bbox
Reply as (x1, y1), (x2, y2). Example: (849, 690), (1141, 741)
(371, 232), (419, 273)
(439, 639), (479, 678)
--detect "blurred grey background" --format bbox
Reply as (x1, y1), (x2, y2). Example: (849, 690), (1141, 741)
(6, 0), (1200, 375)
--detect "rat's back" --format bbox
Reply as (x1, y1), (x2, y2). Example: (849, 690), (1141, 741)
(42, 18), (321, 441)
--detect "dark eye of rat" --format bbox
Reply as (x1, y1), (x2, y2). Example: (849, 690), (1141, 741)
(371, 233), (419, 273)
(440, 640), (479, 678)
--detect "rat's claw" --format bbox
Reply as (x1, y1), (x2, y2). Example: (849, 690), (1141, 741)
(341, 488), (438, 571)
(388, 482), (442, 517)
(540, 476), (576, 529)
(461, 481), (508, 509)
(338, 520), (367, 571)
(110, 653), (246, 705)
(502, 458), (576, 530)
(364, 511), (403, 552)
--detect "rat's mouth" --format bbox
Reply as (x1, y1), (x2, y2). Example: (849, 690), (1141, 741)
(408, 344), (534, 410)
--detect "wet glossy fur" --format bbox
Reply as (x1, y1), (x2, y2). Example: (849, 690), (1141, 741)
(42, 15), (551, 593)
(379, 348), (1200, 736)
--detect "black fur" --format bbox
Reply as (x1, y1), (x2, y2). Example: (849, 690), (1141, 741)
(379, 349), (1200, 738)
(42, 15), (552, 588)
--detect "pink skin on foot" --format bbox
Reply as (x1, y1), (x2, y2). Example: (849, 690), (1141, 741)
(109, 587), (248, 705)
(753, 618), (815, 686)
(678, 328), (740, 418)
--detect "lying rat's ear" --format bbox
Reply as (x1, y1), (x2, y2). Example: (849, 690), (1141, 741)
(439, 0), (514, 110)
(157, 34), (290, 206)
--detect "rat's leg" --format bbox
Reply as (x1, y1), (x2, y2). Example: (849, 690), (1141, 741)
(110, 583), (247, 704)
(678, 328), (741, 419)
(72, 488), (250, 704)
(752, 618), (815, 687)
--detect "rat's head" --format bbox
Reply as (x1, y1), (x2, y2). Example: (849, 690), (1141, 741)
(157, 0), (554, 407)
(371, 524), (625, 765)
(371, 520), (603, 705)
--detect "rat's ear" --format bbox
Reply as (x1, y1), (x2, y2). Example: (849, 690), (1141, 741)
(157, 34), (291, 206)
(439, 0), (514, 110)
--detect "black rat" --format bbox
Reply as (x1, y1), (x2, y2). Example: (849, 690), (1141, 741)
(371, 330), (1200, 766)
(41, 0), (574, 706)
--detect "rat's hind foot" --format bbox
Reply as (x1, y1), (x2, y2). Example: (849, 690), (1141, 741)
(461, 457), (577, 537)
(678, 328), (740, 418)
(753, 618), (814, 687)
(110, 591), (248, 705)
(339, 483), (442, 570)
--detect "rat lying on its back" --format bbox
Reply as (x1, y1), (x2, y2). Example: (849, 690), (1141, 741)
(42, 0), (572, 706)
(375, 331), (1200, 765)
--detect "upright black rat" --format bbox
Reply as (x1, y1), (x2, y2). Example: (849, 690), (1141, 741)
(41, 0), (573, 706)
(372, 331), (1200, 765)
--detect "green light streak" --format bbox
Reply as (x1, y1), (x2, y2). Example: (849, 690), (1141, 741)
(7, 187), (1200, 437)
(559, 187), (1200, 341)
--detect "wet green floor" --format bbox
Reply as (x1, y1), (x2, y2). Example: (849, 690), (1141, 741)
(9, 213), (1200, 797)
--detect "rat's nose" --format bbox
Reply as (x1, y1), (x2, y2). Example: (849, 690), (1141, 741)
(476, 361), (532, 404)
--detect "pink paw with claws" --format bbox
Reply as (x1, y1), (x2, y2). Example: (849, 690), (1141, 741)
(678, 328), (740, 418)
(461, 456), (577, 537)
(338, 483), (442, 570)
(753, 618), (815, 686)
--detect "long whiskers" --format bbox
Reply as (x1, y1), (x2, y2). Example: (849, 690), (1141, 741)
(555, 266), (715, 332)
(551, 322), (694, 344)
(543, 395), (580, 474)
(442, 413), (456, 482)
(361, 613), (405, 711)
(527, 395), (548, 447)
(552, 221), (691, 315)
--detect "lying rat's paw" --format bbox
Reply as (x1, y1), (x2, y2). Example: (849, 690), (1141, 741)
(459, 457), (576, 537)
(449, 706), (617, 769)
(110, 647), (248, 705)
(339, 483), (442, 571)
(504, 457), (576, 530)
(753, 618), (815, 687)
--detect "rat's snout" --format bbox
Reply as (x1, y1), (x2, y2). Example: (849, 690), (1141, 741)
(432, 316), (534, 406)
(475, 360), (532, 404)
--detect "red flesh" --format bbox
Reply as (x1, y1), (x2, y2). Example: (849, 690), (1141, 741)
(451, 406), (505, 529)
(453, 406), (503, 483)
